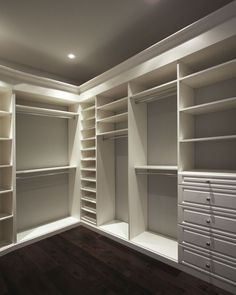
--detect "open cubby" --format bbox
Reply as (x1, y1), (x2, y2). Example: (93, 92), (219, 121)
(0, 167), (12, 191)
(129, 80), (178, 260)
(0, 141), (12, 166)
(0, 116), (12, 139)
(0, 218), (13, 248)
(0, 192), (13, 218)
(97, 135), (129, 240)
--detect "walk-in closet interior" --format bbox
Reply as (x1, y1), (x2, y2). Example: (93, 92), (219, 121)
(0, 2), (236, 294)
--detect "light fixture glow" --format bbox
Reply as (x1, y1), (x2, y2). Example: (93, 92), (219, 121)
(68, 53), (76, 59)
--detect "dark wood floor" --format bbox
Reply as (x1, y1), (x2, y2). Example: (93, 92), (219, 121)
(0, 226), (231, 295)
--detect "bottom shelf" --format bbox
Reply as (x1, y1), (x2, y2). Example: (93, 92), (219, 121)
(99, 220), (129, 240)
(132, 231), (178, 261)
(17, 216), (79, 243)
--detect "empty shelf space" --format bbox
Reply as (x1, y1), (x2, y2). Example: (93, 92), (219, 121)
(81, 116), (95, 121)
(135, 165), (178, 171)
(180, 59), (236, 88)
(180, 134), (236, 143)
(16, 104), (78, 118)
(180, 97), (236, 115)
(97, 97), (128, 111)
(81, 197), (96, 204)
(81, 177), (96, 183)
(81, 206), (96, 214)
(17, 217), (79, 243)
(0, 111), (11, 117)
(97, 128), (128, 138)
(97, 112), (128, 124)
(0, 213), (13, 221)
(99, 220), (129, 240)
(81, 187), (96, 193)
(16, 165), (76, 174)
(82, 105), (95, 112)
(132, 231), (178, 261)
(132, 80), (177, 103)
(81, 127), (95, 132)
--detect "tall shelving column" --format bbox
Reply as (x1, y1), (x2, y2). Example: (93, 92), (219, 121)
(0, 82), (15, 249)
(80, 98), (97, 225)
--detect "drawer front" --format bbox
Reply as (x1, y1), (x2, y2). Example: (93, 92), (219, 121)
(179, 187), (236, 210)
(181, 208), (236, 234)
(180, 227), (236, 259)
(179, 175), (236, 189)
(181, 247), (236, 283)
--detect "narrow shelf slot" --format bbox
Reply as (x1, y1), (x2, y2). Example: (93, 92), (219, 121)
(81, 177), (96, 183)
(97, 128), (128, 138)
(180, 97), (236, 115)
(81, 197), (96, 204)
(97, 97), (128, 112)
(180, 59), (236, 88)
(81, 215), (96, 225)
(81, 207), (96, 214)
(81, 167), (96, 172)
(81, 187), (96, 193)
(16, 105), (78, 119)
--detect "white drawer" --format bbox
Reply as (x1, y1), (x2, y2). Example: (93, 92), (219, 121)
(179, 186), (236, 210)
(179, 174), (236, 190)
(180, 247), (236, 283)
(179, 227), (236, 259)
(179, 207), (236, 234)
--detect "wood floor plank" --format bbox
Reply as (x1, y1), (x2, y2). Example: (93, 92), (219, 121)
(0, 226), (232, 295)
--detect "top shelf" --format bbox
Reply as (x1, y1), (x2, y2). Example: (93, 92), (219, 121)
(131, 80), (177, 104)
(97, 97), (127, 112)
(16, 105), (78, 119)
(180, 59), (236, 88)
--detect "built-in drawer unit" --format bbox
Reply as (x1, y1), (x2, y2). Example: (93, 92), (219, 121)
(178, 207), (236, 235)
(179, 246), (236, 284)
(179, 226), (236, 259)
(178, 186), (236, 211)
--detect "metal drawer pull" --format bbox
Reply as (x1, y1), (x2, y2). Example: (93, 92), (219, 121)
(206, 241), (211, 246)
(206, 180), (210, 184)
(206, 197), (211, 201)
(206, 219), (211, 224)
(205, 263), (210, 268)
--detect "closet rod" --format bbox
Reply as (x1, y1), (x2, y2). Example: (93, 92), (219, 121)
(136, 171), (177, 177)
(16, 111), (74, 119)
(16, 171), (69, 180)
(103, 134), (128, 141)
(135, 89), (176, 104)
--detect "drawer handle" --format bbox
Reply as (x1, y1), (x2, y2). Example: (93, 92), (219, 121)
(206, 219), (211, 224)
(206, 197), (211, 202)
(206, 180), (210, 184)
(206, 241), (211, 246)
(205, 263), (210, 269)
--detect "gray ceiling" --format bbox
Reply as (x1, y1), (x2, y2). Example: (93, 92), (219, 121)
(0, 0), (233, 85)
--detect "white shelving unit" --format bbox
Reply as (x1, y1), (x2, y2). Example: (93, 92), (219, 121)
(14, 84), (80, 242)
(80, 98), (97, 225)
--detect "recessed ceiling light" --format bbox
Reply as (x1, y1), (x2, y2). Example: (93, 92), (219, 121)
(68, 53), (76, 59)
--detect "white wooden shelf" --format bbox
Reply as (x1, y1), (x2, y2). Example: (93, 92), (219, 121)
(135, 165), (178, 171)
(99, 220), (129, 240)
(0, 111), (11, 117)
(81, 215), (96, 225)
(81, 137), (96, 141)
(81, 147), (96, 151)
(180, 134), (236, 143)
(81, 177), (96, 183)
(81, 157), (96, 161)
(0, 240), (13, 250)
(180, 97), (236, 115)
(16, 105), (77, 118)
(81, 197), (96, 204)
(132, 231), (178, 261)
(132, 80), (177, 104)
(0, 165), (12, 168)
(82, 105), (95, 112)
(81, 167), (96, 172)
(97, 112), (128, 124)
(17, 217), (79, 243)
(0, 189), (13, 195)
(0, 213), (13, 221)
(97, 97), (128, 112)
(16, 165), (76, 174)
(180, 59), (236, 88)
(81, 207), (96, 214)
(81, 187), (96, 193)
(0, 138), (12, 141)
(180, 170), (236, 178)
(97, 128), (128, 137)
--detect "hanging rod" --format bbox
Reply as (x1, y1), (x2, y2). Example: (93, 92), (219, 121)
(136, 171), (177, 177)
(16, 171), (69, 180)
(135, 88), (177, 104)
(103, 134), (128, 141)
(16, 111), (74, 119)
